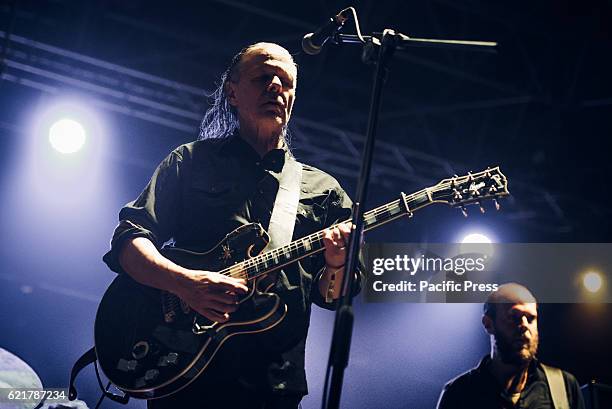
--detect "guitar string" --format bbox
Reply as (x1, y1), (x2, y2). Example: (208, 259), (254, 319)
(221, 196), (412, 279)
(219, 176), (504, 280)
(220, 198), (403, 279)
(236, 202), (395, 275)
(217, 173), (505, 280)
(226, 196), (408, 276)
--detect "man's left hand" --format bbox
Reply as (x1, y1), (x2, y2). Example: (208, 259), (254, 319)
(322, 222), (353, 268)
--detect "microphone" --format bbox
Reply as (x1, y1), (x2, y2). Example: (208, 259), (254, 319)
(302, 8), (351, 55)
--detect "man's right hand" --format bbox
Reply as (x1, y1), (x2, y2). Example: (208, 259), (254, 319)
(176, 270), (249, 323)
(119, 237), (249, 324)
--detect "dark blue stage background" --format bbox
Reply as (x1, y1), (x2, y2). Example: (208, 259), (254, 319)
(1, 1), (611, 408)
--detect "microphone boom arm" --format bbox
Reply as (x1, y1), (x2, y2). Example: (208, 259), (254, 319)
(333, 32), (497, 53)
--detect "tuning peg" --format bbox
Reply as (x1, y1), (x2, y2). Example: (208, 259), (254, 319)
(461, 206), (468, 218)
(478, 202), (486, 214)
(493, 199), (501, 211)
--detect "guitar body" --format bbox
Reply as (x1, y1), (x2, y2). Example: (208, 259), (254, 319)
(94, 223), (288, 399)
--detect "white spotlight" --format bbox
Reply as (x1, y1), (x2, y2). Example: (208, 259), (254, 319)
(583, 271), (603, 293)
(459, 232), (494, 258)
(461, 233), (492, 244)
(49, 118), (86, 154)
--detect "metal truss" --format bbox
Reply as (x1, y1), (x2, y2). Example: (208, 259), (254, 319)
(0, 29), (575, 233)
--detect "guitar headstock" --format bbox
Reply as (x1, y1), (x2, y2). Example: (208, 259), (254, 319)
(429, 167), (509, 215)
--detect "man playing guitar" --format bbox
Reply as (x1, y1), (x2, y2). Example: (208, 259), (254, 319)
(103, 42), (360, 409)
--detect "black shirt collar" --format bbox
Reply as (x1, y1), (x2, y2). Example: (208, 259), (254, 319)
(222, 131), (288, 174)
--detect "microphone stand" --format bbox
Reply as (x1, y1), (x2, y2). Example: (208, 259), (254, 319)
(321, 29), (496, 409)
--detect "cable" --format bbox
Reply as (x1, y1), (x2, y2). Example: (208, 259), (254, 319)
(92, 357), (130, 405)
(94, 385), (109, 409)
(92, 360), (109, 409)
(345, 7), (366, 44)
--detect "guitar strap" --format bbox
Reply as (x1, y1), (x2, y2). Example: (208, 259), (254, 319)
(266, 155), (303, 249)
(68, 346), (130, 404)
(68, 346), (96, 401)
(541, 364), (570, 409)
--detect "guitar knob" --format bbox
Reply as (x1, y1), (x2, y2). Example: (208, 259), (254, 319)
(167, 352), (179, 365)
(116, 358), (138, 372)
(461, 207), (468, 218)
(158, 352), (179, 367)
(493, 199), (501, 211)
(144, 369), (159, 382)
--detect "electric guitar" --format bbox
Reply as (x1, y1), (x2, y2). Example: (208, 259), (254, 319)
(94, 167), (509, 399)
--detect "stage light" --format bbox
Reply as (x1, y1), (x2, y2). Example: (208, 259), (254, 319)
(461, 233), (492, 244)
(583, 271), (603, 293)
(18, 96), (114, 209)
(458, 231), (495, 258)
(48, 118), (86, 154)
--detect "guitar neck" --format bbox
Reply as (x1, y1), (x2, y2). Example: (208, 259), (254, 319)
(229, 189), (434, 280)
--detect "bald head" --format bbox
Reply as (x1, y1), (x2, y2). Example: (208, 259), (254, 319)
(485, 283), (537, 310)
(242, 42), (294, 61)
(230, 42), (296, 82)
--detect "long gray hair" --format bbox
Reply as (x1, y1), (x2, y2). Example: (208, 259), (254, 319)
(198, 47), (244, 140)
(198, 43), (293, 143)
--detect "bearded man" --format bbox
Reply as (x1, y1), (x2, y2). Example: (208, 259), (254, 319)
(436, 283), (585, 409)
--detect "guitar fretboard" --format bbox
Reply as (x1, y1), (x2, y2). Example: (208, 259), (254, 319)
(221, 189), (433, 280)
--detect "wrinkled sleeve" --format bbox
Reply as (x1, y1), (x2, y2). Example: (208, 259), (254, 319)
(102, 149), (183, 274)
(310, 183), (365, 310)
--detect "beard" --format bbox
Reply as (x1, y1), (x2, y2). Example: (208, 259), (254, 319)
(495, 329), (539, 366)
